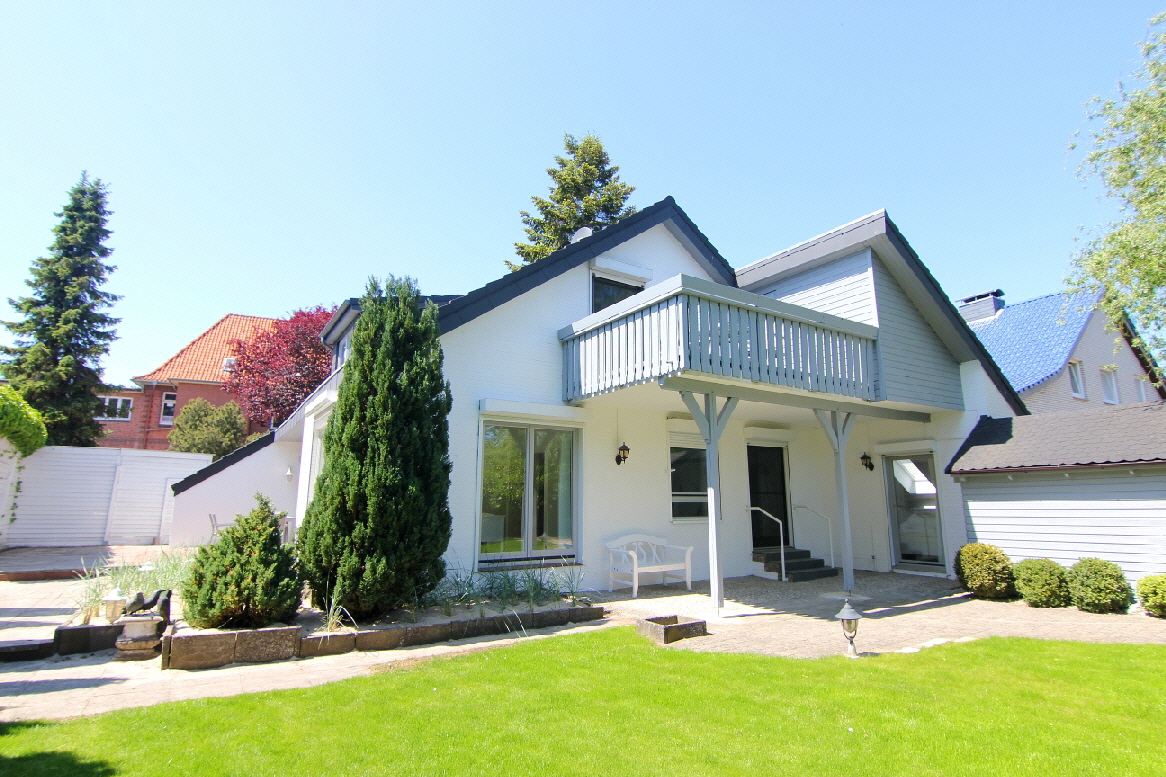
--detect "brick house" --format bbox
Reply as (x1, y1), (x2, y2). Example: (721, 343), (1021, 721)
(97, 314), (276, 449)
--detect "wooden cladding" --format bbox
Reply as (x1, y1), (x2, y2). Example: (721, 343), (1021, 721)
(562, 292), (879, 402)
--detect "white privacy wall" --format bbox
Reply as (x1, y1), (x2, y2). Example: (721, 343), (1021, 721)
(170, 440), (299, 546)
(962, 468), (1166, 582)
(6, 447), (212, 546)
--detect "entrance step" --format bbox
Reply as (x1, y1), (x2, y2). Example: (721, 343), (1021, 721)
(750, 547), (838, 582)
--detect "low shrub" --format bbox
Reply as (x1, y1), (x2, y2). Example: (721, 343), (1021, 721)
(955, 543), (1015, 599)
(1136, 574), (1166, 618)
(1068, 558), (1133, 614)
(181, 494), (301, 628)
(1012, 558), (1070, 608)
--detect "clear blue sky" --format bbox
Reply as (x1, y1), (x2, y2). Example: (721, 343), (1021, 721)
(1, 2), (1161, 385)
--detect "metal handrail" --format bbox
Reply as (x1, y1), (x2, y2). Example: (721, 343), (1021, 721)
(792, 505), (835, 569)
(749, 507), (788, 582)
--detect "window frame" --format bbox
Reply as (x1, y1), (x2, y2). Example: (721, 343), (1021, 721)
(1101, 367), (1119, 404)
(1067, 360), (1087, 399)
(591, 274), (644, 314)
(669, 432), (709, 523)
(477, 420), (579, 563)
(159, 392), (178, 426)
(1136, 377), (1149, 403)
(95, 396), (133, 421)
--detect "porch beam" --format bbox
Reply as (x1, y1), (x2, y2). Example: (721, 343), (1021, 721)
(814, 409), (857, 591)
(680, 391), (739, 613)
(660, 376), (930, 423)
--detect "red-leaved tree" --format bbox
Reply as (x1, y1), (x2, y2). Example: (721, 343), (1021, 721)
(223, 306), (337, 428)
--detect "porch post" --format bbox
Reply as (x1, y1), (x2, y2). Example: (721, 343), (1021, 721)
(680, 391), (738, 613)
(814, 409), (857, 592)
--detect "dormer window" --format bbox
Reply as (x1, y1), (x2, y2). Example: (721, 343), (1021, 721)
(1101, 368), (1119, 404)
(592, 275), (643, 313)
(1068, 360), (1086, 399)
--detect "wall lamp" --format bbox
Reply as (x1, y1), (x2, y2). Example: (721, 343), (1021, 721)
(615, 442), (630, 465)
(859, 452), (874, 471)
(285, 466), (294, 483)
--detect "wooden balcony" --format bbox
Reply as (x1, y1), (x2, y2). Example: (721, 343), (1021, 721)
(559, 275), (881, 404)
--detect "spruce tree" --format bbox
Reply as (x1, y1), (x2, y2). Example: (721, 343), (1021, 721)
(298, 276), (452, 619)
(2, 174), (119, 446)
(510, 134), (636, 269)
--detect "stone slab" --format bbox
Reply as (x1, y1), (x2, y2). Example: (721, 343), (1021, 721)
(400, 622), (452, 647)
(569, 605), (605, 623)
(160, 625), (174, 669)
(636, 615), (707, 644)
(168, 631), (237, 670)
(235, 626), (301, 663)
(0, 639), (56, 662)
(355, 628), (404, 651)
(533, 609), (571, 628)
(299, 633), (355, 657)
(55, 624), (124, 655)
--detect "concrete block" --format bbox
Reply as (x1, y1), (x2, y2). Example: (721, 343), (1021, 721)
(448, 616), (501, 640)
(355, 628), (404, 651)
(168, 631), (237, 670)
(0, 639), (56, 662)
(161, 625), (174, 669)
(235, 626), (301, 663)
(533, 609), (571, 628)
(635, 615), (707, 644)
(569, 605), (605, 623)
(400, 622), (452, 647)
(55, 624), (124, 655)
(299, 633), (355, 657)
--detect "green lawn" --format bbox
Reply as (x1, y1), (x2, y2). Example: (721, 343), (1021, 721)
(2, 627), (1163, 776)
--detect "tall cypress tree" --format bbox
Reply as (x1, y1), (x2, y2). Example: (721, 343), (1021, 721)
(2, 174), (120, 446)
(510, 134), (636, 269)
(298, 276), (452, 619)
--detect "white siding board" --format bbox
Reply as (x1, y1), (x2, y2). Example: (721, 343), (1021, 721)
(962, 471), (1166, 581)
(753, 250), (878, 326)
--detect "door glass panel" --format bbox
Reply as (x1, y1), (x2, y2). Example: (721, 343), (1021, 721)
(534, 429), (573, 552)
(747, 446), (789, 547)
(481, 425), (526, 555)
(887, 455), (944, 565)
(670, 447), (708, 518)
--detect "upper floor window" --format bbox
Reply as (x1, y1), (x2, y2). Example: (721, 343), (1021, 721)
(1136, 377), (1149, 403)
(159, 393), (178, 426)
(1067, 360), (1086, 399)
(592, 275), (643, 314)
(1101, 368), (1119, 404)
(96, 396), (133, 420)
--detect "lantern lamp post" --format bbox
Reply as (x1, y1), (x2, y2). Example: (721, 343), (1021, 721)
(834, 599), (864, 657)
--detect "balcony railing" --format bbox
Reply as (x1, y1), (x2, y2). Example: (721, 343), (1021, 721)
(559, 275), (880, 403)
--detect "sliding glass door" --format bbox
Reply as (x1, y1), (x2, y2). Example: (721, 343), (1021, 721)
(885, 454), (944, 566)
(480, 423), (575, 560)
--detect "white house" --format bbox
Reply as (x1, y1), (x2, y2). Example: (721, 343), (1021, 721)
(171, 198), (1027, 604)
(959, 289), (1163, 413)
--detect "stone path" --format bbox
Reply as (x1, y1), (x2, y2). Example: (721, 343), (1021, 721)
(0, 545), (171, 580)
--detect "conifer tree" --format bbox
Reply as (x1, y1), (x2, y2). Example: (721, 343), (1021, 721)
(2, 174), (119, 445)
(298, 276), (452, 619)
(510, 134), (636, 269)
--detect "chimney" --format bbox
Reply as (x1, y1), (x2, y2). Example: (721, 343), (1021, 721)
(958, 289), (1004, 322)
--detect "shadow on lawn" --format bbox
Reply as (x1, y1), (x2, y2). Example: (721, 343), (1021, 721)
(0, 722), (117, 776)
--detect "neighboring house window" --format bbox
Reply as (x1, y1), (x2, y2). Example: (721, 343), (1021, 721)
(480, 423), (575, 559)
(1067, 360), (1086, 398)
(670, 446), (708, 520)
(592, 275), (643, 313)
(1101, 368), (1119, 404)
(1136, 377), (1149, 403)
(95, 396), (133, 420)
(160, 393), (178, 426)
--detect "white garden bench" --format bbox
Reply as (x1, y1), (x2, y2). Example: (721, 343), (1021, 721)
(606, 534), (693, 598)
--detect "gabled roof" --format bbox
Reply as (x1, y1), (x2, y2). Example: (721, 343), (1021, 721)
(966, 292), (1098, 393)
(735, 210), (1029, 416)
(135, 314), (277, 385)
(948, 402), (1166, 473)
(435, 196), (736, 334)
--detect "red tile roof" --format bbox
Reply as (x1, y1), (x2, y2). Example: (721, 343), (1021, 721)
(135, 314), (277, 384)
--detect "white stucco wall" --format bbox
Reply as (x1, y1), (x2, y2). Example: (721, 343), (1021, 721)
(169, 440), (300, 546)
(1022, 311), (1153, 413)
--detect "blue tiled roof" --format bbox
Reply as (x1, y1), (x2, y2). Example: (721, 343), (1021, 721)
(967, 292), (1099, 393)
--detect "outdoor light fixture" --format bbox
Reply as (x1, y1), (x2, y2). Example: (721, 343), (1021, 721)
(615, 442), (630, 465)
(860, 452), (874, 471)
(285, 466), (294, 483)
(834, 599), (864, 657)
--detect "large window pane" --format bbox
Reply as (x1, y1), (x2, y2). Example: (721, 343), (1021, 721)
(534, 429), (573, 552)
(887, 455), (944, 565)
(481, 425), (526, 555)
(670, 447), (708, 519)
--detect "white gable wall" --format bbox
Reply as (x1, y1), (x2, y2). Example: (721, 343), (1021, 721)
(1022, 311), (1153, 413)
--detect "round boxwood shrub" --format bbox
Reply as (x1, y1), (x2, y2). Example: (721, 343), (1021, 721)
(955, 543), (1015, 599)
(1012, 558), (1070, 608)
(1067, 558), (1133, 614)
(1136, 574), (1166, 618)
(181, 494), (301, 629)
